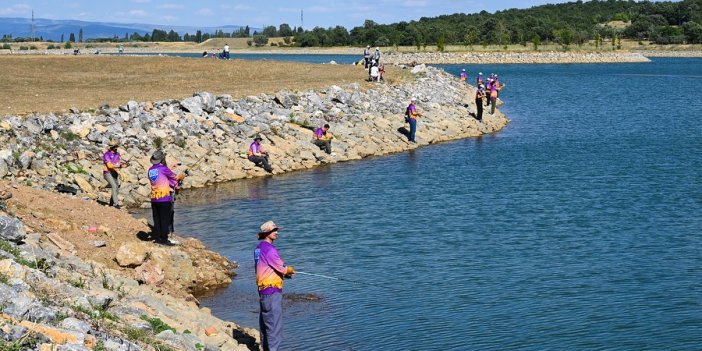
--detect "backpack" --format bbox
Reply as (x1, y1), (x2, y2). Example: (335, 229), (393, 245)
(404, 106), (411, 123)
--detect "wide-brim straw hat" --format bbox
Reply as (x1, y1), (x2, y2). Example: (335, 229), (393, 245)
(150, 150), (166, 164)
(258, 220), (280, 238)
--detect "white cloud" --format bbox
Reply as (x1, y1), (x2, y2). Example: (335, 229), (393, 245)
(196, 8), (213, 16)
(159, 3), (185, 10)
(221, 4), (252, 11)
(131, 0), (150, 3)
(0, 4), (31, 16)
(128, 9), (148, 17)
(162, 15), (179, 22)
(403, 0), (428, 7)
(308, 6), (332, 14)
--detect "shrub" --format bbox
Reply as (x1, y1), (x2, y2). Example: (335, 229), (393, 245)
(60, 131), (79, 141)
(153, 137), (164, 149)
(47, 44), (56, 49)
(29, 45), (37, 50)
(1, 43), (10, 50)
(64, 41), (72, 49)
(140, 314), (176, 334)
(19, 46), (28, 50)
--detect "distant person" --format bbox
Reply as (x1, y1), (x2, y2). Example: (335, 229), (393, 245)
(255, 220), (295, 351)
(405, 97), (421, 143)
(476, 72), (483, 86)
(202, 51), (208, 58)
(370, 63), (380, 82)
(102, 139), (125, 208)
(489, 80), (499, 115)
(373, 47), (381, 64)
(118, 45), (124, 55)
(378, 63), (385, 82)
(148, 150), (185, 245)
(313, 124), (334, 155)
(460, 68), (467, 82)
(474, 84), (486, 121)
(248, 134), (273, 173)
(485, 76), (493, 108)
(363, 45), (371, 68)
(223, 43), (230, 60)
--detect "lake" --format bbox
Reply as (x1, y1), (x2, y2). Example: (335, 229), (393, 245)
(174, 58), (702, 350)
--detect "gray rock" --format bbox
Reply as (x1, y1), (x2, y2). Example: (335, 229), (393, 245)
(0, 159), (8, 178)
(127, 101), (139, 117)
(0, 216), (26, 243)
(60, 317), (91, 333)
(18, 151), (32, 169)
(25, 117), (44, 134)
(196, 92), (216, 113)
(181, 96), (203, 115)
(57, 344), (91, 351)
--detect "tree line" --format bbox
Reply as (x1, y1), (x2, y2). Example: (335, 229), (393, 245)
(294, 0), (702, 47)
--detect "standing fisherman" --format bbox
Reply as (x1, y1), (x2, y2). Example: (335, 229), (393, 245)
(255, 221), (295, 351)
(103, 139), (125, 208)
(405, 97), (421, 143)
(363, 45), (371, 68)
(460, 68), (467, 82)
(474, 84), (486, 121)
(147, 150), (185, 245)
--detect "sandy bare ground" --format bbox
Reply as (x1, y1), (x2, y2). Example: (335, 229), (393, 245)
(1, 55), (408, 116)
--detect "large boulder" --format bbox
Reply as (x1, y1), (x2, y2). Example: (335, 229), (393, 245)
(180, 97), (203, 115)
(0, 216), (26, 243)
(115, 243), (148, 268)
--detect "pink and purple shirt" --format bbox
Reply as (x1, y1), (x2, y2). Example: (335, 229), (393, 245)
(255, 241), (288, 295)
(314, 127), (326, 139)
(248, 141), (262, 155)
(148, 164), (179, 202)
(460, 72), (467, 81)
(102, 150), (121, 175)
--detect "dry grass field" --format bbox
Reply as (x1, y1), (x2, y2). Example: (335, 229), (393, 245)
(1, 55), (410, 115)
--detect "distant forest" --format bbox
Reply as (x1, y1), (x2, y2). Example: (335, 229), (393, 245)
(295, 0), (702, 47)
(2, 0), (700, 47)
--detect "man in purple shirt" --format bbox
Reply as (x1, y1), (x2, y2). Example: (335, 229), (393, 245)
(405, 97), (421, 143)
(255, 220), (294, 351)
(248, 135), (273, 173)
(313, 124), (334, 155)
(102, 139), (124, 208)
(148, 150), (185, 245)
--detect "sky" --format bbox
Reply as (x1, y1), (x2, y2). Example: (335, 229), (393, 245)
(0, 0), (676, 30)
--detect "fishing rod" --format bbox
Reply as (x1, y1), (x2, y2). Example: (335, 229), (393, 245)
(295, 271), (382, 288)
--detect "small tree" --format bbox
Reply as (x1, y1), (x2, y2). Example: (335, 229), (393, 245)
(253, 34), (268, 47)
(532, 34), (540, 51)
(79, 28), (83, 43)
(64, 41), (72, 49)
(69, 33), (76, 42)
(436, 34), (446, 52)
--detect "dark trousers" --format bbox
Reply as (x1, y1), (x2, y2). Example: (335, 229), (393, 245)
(151, 201), (173, 241)
(408, 118), (417, 142)
(490, 97), (497, 114)
(475, 98), (483, 120)
(249, 155), (272, 172)
(314, 139), (332, 154)
(259, 292), (283, 351)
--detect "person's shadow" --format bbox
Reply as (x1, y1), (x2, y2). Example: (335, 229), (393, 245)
(397, 126), (410, 139)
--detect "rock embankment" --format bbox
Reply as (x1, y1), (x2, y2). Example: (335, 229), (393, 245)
(0, 184), (257, 350)
(384, 51), (651, 64)
(0, 65), (509, 208)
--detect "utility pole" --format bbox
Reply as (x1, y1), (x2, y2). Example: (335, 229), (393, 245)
(31, 9), (35, 42)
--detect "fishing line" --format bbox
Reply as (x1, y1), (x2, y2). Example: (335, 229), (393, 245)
(296, 271), (383, 288)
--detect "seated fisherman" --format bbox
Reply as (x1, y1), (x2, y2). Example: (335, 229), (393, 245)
(313, 124), (334, 155)
(247, 134), (273, 173)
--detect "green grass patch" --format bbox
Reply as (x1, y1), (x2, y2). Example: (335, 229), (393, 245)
(140, 314), (176, 334)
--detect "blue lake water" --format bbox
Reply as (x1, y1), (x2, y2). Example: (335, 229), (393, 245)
(174, 58), (702, 350)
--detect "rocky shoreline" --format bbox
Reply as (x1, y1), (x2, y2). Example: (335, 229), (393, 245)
(383, 51), (652, 64)
(0, 65), (508, 208)
(0, 65), (508, 350)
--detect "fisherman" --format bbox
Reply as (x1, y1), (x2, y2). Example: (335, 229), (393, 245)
(363, 45), (371, 68)
(313, 124), (334, 155)
(248, 134), (273, 173)
(405, 97), (421, 143)
(476, 72), (483, 86)
(223, 43), (230, 60)
(460, 68), (467, 82)
(255, 220), (295, 351)
(373, 47), (381, 64)
(102, 139), (125, 208)
(474, 84), (486, 121)
(147, 150), (185, 245)
(489, 78), (501, 115)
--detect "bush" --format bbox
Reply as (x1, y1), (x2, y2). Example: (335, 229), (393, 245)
(1, 43), (11, 50)
(18, 46), (28, 50)
(64, 41), (72, 49)
(29, 45), (37, 50)
(47, 44), (57, 49)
